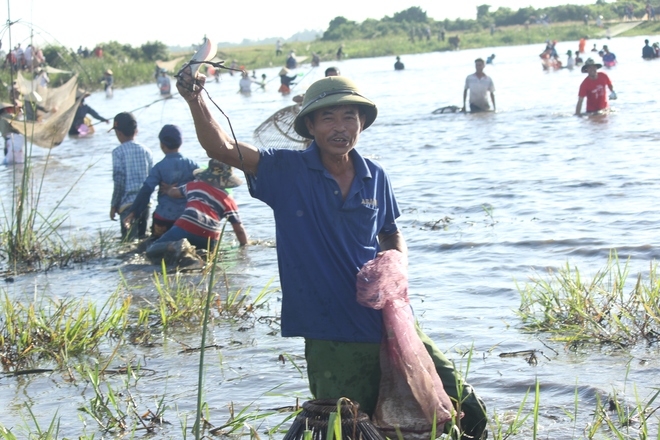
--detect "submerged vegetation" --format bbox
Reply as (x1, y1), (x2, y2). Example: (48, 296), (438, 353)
(0, 147), (119, 274)
(0, 265), (276, 372)
(1, 246), (660, 437)
(517, 252), (660, 348)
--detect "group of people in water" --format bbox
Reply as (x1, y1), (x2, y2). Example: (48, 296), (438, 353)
(458, 37), (655, 115)
(539, 37), (626, 71)
(110, 112), (248, 269)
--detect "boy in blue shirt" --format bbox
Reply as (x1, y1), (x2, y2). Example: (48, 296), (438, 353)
(123, 124), (198, 239)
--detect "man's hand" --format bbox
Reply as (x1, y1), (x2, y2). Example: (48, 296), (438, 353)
(176, 65), (206, 102)
(110, 207), (117, 221)
(122, 212), (135, 230)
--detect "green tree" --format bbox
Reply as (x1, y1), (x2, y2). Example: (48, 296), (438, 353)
(322, 16), (358, 40)
(141, 41), (169, 61)
(392, 6), (428, 23)
(477, 4), (491, 20)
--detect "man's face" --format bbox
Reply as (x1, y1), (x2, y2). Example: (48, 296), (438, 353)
(475, 61), (485, 73)
(586, 65), (598, 78)
(305, 105), (366, 156)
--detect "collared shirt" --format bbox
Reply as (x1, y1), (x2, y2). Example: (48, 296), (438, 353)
(465, 73), (495, 110)
(248, 141), (400, 343)
(111, 140), (153, 211)
(130, 152), (199, 221)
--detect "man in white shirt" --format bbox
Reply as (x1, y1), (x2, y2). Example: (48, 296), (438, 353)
(462, 58), (496, 113)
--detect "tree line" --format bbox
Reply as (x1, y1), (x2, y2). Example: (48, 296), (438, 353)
(320, 1), (652, 41)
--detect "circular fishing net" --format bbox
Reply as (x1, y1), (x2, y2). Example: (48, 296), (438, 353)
(252, 104), (311, 150)
(282, 399), (386, 440)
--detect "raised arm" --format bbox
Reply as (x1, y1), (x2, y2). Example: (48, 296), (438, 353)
(176, 66), (261, 175)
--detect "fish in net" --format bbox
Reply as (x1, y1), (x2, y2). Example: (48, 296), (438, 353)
(252, 104), (311, 150)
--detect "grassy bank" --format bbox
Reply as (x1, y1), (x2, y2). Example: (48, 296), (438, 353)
(198, 20), (660, 74)
(3, 19), (660, 101)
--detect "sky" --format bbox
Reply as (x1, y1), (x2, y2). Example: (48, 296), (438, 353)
(3, 0), (598, 50)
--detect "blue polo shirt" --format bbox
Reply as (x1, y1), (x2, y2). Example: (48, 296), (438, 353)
(248, 141), (400, 343)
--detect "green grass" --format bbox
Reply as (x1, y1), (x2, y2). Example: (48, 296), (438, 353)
(516, 251), (660, 348)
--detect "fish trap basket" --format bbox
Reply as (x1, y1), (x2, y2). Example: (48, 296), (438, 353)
(283, 399), (387, 440)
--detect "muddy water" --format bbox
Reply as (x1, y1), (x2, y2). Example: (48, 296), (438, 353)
(1, 34), (660, 438)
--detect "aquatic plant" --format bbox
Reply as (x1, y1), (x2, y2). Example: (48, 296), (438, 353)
(516, 252), (660, 348)
(0, 289), (130, 371)
(0, 404), (62, 440)
(0, 147), (121, 272)
(77, 362), (171, 436)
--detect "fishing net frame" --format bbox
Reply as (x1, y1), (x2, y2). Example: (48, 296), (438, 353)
(252, 104), (310, 150)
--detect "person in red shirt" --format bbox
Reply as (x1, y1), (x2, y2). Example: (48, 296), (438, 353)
(575, 58), (615, 115)
(578, 36), (587, 55)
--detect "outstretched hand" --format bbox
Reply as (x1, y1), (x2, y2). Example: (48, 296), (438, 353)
(176, 65), (207, 102)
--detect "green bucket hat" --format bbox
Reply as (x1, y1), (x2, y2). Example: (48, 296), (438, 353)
(294, 77), (378, 139)
(193, 159), (243, 189)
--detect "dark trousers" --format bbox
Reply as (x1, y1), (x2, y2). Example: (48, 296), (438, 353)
(305, 326), (488, 439)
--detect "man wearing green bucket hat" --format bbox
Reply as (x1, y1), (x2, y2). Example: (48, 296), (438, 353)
(177, 69), (487, 439)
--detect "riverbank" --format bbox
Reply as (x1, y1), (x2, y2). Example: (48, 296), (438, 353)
(3, 19), (659, 101)
(214, 19), (660, 71)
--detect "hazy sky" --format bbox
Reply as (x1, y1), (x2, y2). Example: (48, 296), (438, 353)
(4, 0), (597, 50)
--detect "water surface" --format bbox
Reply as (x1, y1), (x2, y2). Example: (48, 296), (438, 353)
(1, 34), (659, 438)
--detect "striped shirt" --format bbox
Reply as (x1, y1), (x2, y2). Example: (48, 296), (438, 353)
(111, 140), (153, 211)
(174, 181), (241, 240)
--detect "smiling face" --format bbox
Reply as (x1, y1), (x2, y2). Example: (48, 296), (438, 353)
(586, 64), (599, 79)
(305, 105), (366, 158)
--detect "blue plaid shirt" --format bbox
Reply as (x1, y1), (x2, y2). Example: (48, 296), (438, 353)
(111, 140), (153, 211)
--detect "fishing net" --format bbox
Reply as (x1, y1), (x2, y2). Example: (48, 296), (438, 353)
(356, 250), (455, 439)
(282, 399), (386, 440)
(43, 66), (73, 75)
(252, 104), (310, 150)
(11, 74), (80, 148)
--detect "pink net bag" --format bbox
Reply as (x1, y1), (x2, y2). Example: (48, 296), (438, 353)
(357, 250), (455, 439)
